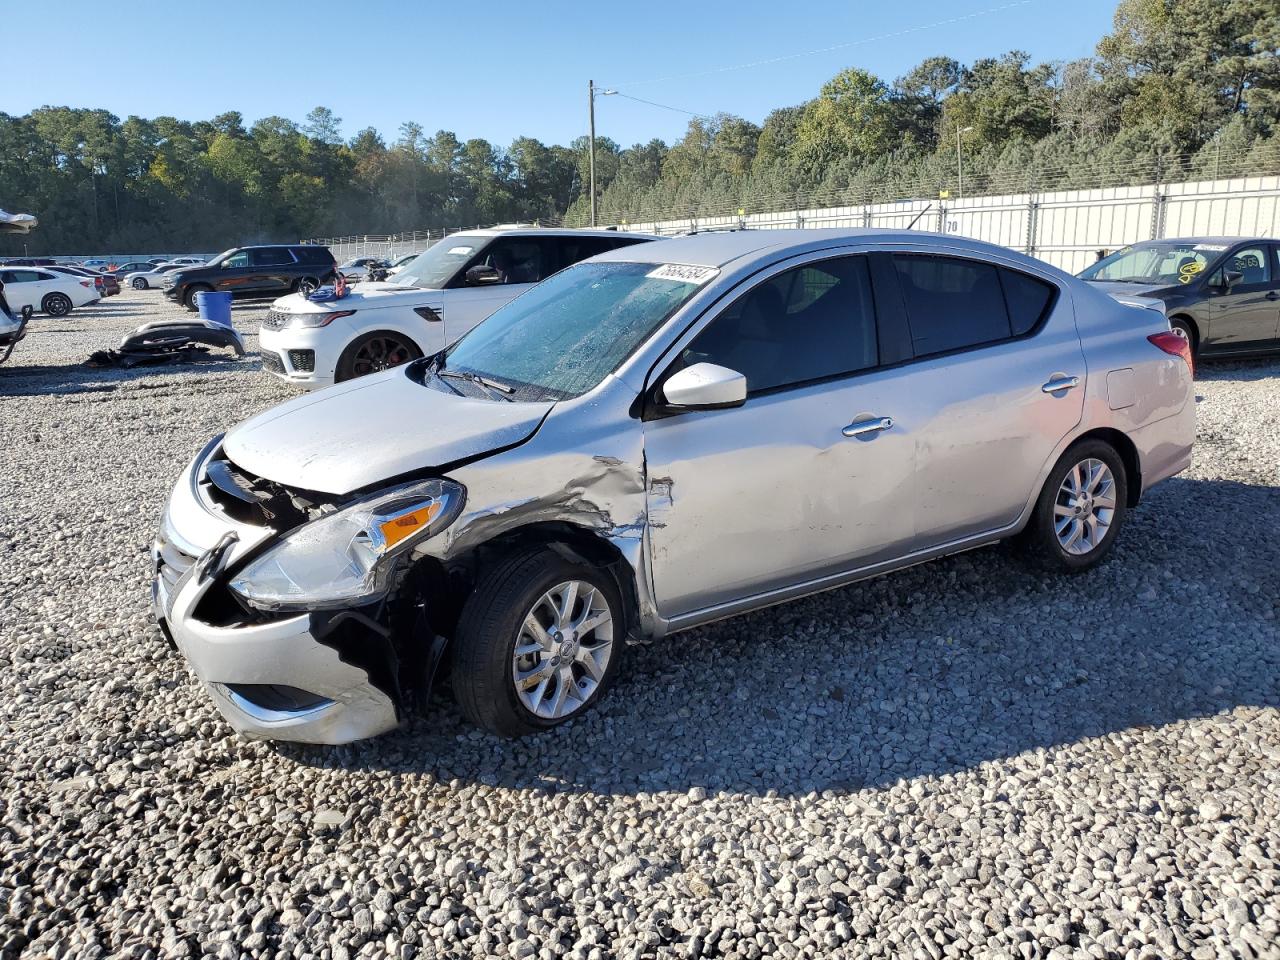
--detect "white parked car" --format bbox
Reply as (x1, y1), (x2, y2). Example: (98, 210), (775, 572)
(259, 228), (654, 387)
(386, 252), (420, 276)
(159, 256), (207, 268)
(336, 257), (389, 282)
(0, 266), (99, 316)
(121, 265), (183, 290)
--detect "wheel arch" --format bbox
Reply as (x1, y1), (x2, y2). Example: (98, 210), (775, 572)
(425, 520), (643, 642)
(1070, 427), (1142, 507)
(1167, 312), (1200, 351)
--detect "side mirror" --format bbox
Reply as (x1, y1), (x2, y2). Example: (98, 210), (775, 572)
(661, 362), (747, 410)
(465, 265), (502, 286)
(1221, 269), (1243, 290)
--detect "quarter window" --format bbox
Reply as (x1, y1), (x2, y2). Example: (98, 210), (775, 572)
(681, 255), (878, 395)
(1000, 268), (1056, 336)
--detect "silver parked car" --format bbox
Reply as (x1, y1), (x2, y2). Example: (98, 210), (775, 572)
(152, 230), (1195, 743)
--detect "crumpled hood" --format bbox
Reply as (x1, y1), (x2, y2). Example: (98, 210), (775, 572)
(224, 368), (553, 495)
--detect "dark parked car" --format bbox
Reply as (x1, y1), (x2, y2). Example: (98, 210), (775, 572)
(1078, 237), (1280, 359)
(0, 257), (56, 267)
(48, 264), (120, 297)
(109, 260), (161, 276)
(163, 245), (337, 310)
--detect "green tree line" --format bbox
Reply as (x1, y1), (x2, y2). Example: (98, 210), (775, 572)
(2, 0), (1277, 255)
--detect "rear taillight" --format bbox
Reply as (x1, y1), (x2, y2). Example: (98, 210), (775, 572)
(94, 277), (104, 287)
(80, 280), (92, 287)
(1148, 330), (1194, 377)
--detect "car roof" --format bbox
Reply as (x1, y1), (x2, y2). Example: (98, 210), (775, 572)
(590, 228), (1047, 270)
(1127, 236), (1265, 246)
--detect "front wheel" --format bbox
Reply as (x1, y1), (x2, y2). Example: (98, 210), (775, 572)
(183, 284), (211, 310)
(1017, 439), (1128, 574)
(41, 292), (73, 317)
(334, 331), (422, 382)
(132, 277), (148, 290)
(452, 548), (624, 737)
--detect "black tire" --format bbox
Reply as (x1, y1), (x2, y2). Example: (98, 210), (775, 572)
(1017, 439), (1128, 574)
(41, 292), (73, 317)
(334, 331), (422, 382)
(183, 284), (211, 311)
(452, 546), (625, 737)
(132, 277), (148, 290)
(292, 277), (319, 296)
(1169, 317), (1198, 363)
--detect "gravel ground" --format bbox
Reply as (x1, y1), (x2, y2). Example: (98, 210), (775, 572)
(1, 289), (1278, 960)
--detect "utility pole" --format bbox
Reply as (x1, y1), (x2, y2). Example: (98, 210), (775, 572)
(955, 125), (973, 199)
(589, 79), (597, 227)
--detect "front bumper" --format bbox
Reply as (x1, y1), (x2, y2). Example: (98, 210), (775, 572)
(258, 320), (345, 388)
(151, 442), (399, 743)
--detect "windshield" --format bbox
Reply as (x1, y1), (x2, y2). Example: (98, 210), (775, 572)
(1079, 242), (1229, 284)
(204, 248), (236, 268)
(437, 261), (712, 400)
(392, 235), (489, 289)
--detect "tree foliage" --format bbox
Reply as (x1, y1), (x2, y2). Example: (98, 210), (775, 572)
(3, 0), (1278, 253)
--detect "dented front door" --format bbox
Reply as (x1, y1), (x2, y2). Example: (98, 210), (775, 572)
(642, 369), (918, 620)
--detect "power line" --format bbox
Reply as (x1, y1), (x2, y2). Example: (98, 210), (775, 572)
(607, 92), (712, 120)
(609, 0), (1039, 88)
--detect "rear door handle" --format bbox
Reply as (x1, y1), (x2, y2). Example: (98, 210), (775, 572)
(843, 416), (894, 438)
(1042, 376), (1080, 394)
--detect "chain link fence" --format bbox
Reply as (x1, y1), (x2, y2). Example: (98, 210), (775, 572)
(306, 143), (1280, 273)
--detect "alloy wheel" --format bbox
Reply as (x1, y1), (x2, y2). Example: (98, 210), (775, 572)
(352, 336), (414, 376)
(1054, 458), (1117, 556)
(132, 277), (146, 290)
(512, 580), (614, 720)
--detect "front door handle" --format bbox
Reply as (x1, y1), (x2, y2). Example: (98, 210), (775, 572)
(1265, 291), (1279, 301)
(843, 416), (894, 438)
(1042, 376), (1080, 394)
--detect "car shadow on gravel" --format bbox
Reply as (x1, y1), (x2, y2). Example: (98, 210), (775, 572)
(275, 475), (1280, 797)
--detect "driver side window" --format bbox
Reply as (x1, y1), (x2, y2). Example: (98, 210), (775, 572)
(223, 251), (250, 269)
(472, 238), (549, 285)
(680, 255), (879, 396)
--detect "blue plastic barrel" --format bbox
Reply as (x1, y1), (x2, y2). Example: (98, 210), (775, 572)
(196, 291), (233, 327)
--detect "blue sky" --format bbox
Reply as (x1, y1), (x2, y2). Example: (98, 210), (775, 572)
(3, 0), (1118, 148)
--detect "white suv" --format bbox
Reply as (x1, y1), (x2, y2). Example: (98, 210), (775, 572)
(258, 228), (654, 387)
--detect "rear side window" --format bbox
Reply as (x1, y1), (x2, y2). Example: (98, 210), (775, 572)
(1000, 268), (1056, 335)
(294, 247), (334, 265)
(894, 255), (1010, 356)
(252, 248), (295, 267)
(682, 255), (878, 395)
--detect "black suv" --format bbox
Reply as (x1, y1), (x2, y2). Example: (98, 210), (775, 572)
(1078, 237), (1280, 359)
(164, 245), (336, 310)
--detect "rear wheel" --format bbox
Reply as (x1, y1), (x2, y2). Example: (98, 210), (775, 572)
(183, 284), (211, 310)
(335, 331), (422, 382)
(1017, 439), (1128, 574)
(41, 292), (73, 317)
(131, 277), (148, 290)
(452, 547), (624, 737)
(1169, 317), (1198, 363)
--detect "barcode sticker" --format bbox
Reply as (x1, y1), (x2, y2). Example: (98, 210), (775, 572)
(647, 263), (719, 285)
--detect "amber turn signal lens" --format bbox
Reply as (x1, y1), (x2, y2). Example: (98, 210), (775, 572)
(376, 502), (442, 550)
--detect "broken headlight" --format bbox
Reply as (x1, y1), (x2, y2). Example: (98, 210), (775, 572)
(228, 478), (464, 611)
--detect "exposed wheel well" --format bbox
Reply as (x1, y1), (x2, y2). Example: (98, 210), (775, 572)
(1070, 427), (1142, 506)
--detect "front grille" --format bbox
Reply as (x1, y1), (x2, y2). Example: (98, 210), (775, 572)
(260, 351), (285, 375)
(287, 349), (315, 372)
(262, 309), (292, 331)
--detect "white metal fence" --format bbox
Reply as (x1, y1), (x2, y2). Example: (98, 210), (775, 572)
(308, 174), (1280, 274)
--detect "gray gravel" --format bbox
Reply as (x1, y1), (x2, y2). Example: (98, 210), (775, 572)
(1, 289), (1279, 960)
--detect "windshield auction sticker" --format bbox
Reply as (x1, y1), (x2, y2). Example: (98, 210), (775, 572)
(647, 263), (720, 285)
(1193, 244), (1228, 252)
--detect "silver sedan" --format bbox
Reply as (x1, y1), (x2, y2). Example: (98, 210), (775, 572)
(153, 230), (1196, 743)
